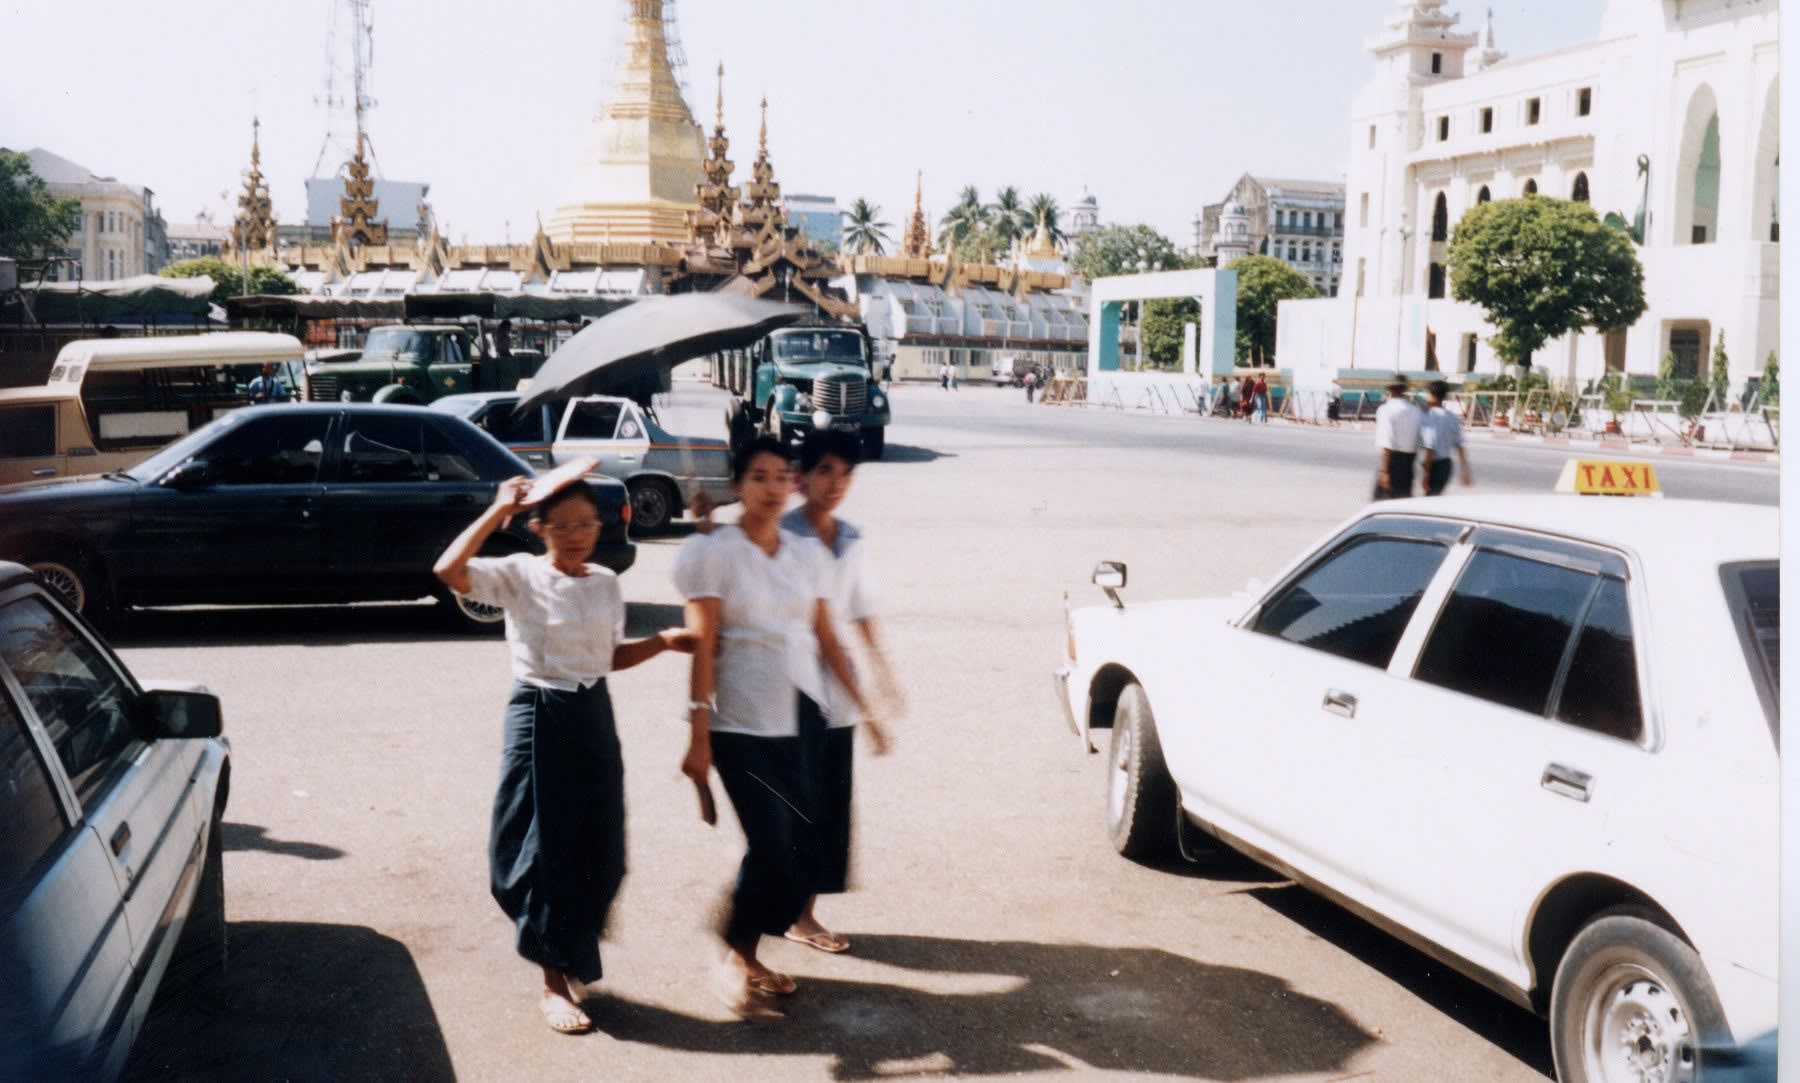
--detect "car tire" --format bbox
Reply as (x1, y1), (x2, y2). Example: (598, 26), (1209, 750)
(860, 427), (885, 460)
(23, 549), (113, 629)
(764, 402), (790, 446)
(372, 383), (425, 405)
(1549, 910), (1730, 1083)
(166, 811), (227, 988)
(627, 478), (678, 534)
(437, 588), (507, 635)
(1107, 683), (1179, 862)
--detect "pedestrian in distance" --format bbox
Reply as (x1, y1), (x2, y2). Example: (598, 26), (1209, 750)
(433, 475), (695, 1035)
(1325, 381), (1343, 426)
(939, 360), (951, 390)
(1419, 379), (1473, 494)
(674, 435), (880, 1021)
(247, 362), (290, 404)
(778, 430), (898, 958)
(1023, 368), (1038, 403)
(1251, 373), (1270, 424)
(1373, 375), (1422, 500)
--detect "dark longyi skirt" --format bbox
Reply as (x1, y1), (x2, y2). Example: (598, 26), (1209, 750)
(489, 679), (625, 984)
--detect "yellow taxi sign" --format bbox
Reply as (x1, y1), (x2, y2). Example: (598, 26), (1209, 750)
(1555, 459), (1662, 496)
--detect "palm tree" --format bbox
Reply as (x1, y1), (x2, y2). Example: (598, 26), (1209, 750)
(937, 186), (988, 251)
(987, 186), (1029, 249)
(841, 198), (892, 256)
(1027, 193), (1065, 245)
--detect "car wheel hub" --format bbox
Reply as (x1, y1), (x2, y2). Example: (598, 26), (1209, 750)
(634, 486), (668, 525)
(456, 595), (505, 624)
(1586, 968), (1694, 1083)
(1108, 724), (1132, 827)
(29, 561), (85, 613)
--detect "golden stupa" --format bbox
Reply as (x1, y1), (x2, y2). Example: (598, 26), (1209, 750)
(548, 0), (705, 247)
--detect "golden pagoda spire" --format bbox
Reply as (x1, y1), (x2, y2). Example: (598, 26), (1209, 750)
(338, 122), (388, 250)
(227, 115), (278, 256)
(903, 169), (932, 258)
(688, 61), (738, 245)
(734, 95), (783, 242)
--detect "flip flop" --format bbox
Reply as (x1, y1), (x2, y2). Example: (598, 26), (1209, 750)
(784, 929), (850, 954)
(712, 968), (786, 1022)
(748, 970), (797, 996)
(540, 991), (593, 1034)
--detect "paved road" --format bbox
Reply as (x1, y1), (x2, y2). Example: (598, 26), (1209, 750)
(117, 384), (1769, 1082)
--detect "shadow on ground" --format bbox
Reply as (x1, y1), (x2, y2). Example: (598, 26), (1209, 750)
(121, 922), (454, 1083)
(590, 934), (1375, 1080)
(220, 823), (345, 861)
(1248, 885), (1554, 1077)
(874, 443), (953, 464)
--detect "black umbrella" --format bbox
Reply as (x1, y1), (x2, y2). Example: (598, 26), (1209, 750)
(515, 294), (807, 411)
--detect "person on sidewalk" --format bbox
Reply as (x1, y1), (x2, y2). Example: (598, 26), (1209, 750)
(1419, 379), (1473, 495)
(1251, 374), (1270, 424)
(1023, 368), (1038, 403)
(1373, 376), (1422, 500)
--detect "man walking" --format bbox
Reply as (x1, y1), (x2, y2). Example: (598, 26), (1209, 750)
(1023, 368), (1037, 403)
(1373, 376), (1421, 500)
(1419, 379), (1473, 494)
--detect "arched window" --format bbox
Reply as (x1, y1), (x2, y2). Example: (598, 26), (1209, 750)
(1571, 172), (1590, 202)
(1676, 86), (1722, 245)
(1477, 185), (1491, 204)
(1431, 192), (1449, 242)
(1523, 178), (1539, 196)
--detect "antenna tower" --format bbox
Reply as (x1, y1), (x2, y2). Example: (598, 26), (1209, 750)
(312, 0), (381, 178)
(662, 0), (689, 94)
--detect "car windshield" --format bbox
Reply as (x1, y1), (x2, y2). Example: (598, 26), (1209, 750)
(771, 331), (865, 365)
(361, 328), (436, 361)
(434, 398), (485, 419)
(123, 411), (246, 480)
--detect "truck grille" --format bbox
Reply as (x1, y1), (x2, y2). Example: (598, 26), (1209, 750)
(308, 374), (339, 402)
(813, 375), (867, 417)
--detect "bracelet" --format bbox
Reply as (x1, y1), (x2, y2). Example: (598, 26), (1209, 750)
(686, 699), (714, 714)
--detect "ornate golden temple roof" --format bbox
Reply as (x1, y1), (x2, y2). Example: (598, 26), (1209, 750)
(902, 170), (931, 258)
(225, 117), (278, 256)
(337, 128), (388, 250)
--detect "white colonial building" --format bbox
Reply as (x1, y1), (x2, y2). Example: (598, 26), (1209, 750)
(1277, 0), (1779, 393)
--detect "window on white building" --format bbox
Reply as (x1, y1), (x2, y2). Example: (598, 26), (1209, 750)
(1287, 244), (1298, 261)
(1481, 107), (1493, 134)
(1572, 172), (1590, 203)
(1303, 211), (1313, 228)
(1369, 125), (1377, 149)
(1477, 185), (1491, 204)
(1303, 245), (1312, 263)
(1578, 88), (1592, 116)
(1431, 52), (1442, 75)
(1431, 193), (1449, 242)
(1523, 178), (1539, 196)
(1437, 116), (1450, 142)
(1359, 193), (1370, 228)
(1356, 258), (1366, 297)
(1527, 97), (1542, 125)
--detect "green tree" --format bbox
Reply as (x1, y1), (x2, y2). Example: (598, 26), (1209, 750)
(937, 186), (988, 252)
(1447, 196), (1646, 370)
(986, 186), (1029, 251)
(1141, 297), (1201, 369)
(160, 257), (297, 305)
(0, 151), (79, 262)
(841, 198), (892, 256)
(1709, 331), (1730, 407)
(1230, 254), (1319, 366)
(1760, 351), (1778, 406)
(1027, 193), (1065, 245)
(1068, 224), (1186, 283)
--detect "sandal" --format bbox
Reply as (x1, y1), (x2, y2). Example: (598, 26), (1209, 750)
(784, 929), (850, 954)
(540, 990), (593, 1034)
(748, 970), (797, 996)
(712, 967), (786, 1022)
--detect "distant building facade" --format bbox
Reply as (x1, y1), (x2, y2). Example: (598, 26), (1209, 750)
(1067, 190), (1100, 236)
(19, 148), (169, 280)
(1278, 0), (1779, 391)
(1196, 175), (1346, 295)
(166, 214), (229, 263)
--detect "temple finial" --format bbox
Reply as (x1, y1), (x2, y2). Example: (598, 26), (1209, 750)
(715, 63), (724, 128)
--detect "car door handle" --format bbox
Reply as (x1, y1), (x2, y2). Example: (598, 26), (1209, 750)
(616, 455), (636, 463)
(1321, 689), (1358, 718)
(110, 822), (131, 856)
(1541, 764), (1593, 803)
(32, 467), (56, 477)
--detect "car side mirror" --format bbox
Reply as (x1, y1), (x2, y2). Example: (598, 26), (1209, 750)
(135, 683), (222, 740)
(161, 459), (213, 490)
(1093, 561), (1127, 609)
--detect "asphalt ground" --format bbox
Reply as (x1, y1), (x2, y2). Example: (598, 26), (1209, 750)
(116, 383), (1775, 1082)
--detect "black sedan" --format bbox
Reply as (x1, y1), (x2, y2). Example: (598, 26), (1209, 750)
(0, 403), (635, 632)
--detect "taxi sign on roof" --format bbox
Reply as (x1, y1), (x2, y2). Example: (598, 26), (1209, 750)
(1555, 459), (1662, 497)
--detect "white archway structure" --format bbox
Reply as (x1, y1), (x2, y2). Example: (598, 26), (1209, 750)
(1085, 268), (1238, 404)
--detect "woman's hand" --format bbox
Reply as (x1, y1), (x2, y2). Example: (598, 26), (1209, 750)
(493, 475), (532, 523)
(680, 730), (712, 783)
(863, 716), (893, 757)
(659, 628), (698, 654)
(689, 491), (716, 535)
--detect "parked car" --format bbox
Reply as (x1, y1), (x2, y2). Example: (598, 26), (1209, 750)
(1056, 495), (1778, 1083)
(0, 403), (634, 633)
(0, 332), (306, 487)
(432, 392), (735, 534)
(0, 561), (229, 1081)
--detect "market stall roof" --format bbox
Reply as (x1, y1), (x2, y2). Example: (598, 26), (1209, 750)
(224, 294), (406, 322)
(2, 274), (215, 324)
(403, 291), (636, 323)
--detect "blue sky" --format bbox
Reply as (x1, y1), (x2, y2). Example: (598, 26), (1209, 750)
(1, 0), (1606, 247)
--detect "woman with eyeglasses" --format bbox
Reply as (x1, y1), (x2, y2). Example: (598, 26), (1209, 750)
(435, 475), (693, 1035)
(674, 435), (877, 1020)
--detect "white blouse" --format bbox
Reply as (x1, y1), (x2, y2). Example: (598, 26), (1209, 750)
(673, 525), (830, 737)
(460, 553), (624, 691)
(781, 509), (877, 728)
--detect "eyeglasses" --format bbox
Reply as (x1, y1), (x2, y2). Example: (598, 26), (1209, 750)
(542, 520), (601, 535)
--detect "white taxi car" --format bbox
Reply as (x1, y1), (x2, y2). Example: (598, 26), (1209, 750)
(0, 561), (231, 1080)
(1056, 495), (1777, 1083)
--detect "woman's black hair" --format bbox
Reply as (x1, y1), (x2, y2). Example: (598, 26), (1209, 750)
(532, 478), (602, 522)
(731, 434), (792, 482)
(797, 429), (862, 473)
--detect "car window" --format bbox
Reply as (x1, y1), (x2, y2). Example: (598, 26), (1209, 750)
(1415, 549), (1600, 717)
(1253, 535), (1451, 668)
(1723, 562), (1779, 739)
(563, 401), (622, 440)
(0, 597), (139, 807)
(0, 405), (56, 459)
(0, 684), (68, 907)
(430, 418), (522, 482)
(341, 415), (429, 483)
(199, 414), (331, 485)
(420, 421), (481, 482)
(442, 336), (466, 365)
(1553, 576), (1642, 742)
(480, 402), (547, 445)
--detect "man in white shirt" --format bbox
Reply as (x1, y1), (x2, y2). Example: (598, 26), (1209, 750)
(1419, 379), (1473, 495)
(1373, 376), (1422, 500)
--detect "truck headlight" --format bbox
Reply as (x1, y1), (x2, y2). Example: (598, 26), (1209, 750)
(812, 409), (832, 429)
(871, 392), (886, 409)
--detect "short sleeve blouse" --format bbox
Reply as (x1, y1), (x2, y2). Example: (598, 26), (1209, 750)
(461, 553), (624, 691)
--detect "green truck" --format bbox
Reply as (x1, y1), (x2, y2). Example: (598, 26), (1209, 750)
(303, 324), (545, 404)
(718, 322), (891, 459)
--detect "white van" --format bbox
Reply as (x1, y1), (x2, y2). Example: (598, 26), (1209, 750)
(0, 332), (305, 486)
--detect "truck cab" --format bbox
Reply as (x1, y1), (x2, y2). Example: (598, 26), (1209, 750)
(303, 324), (543, 405)
(718, 323), (890, 459)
